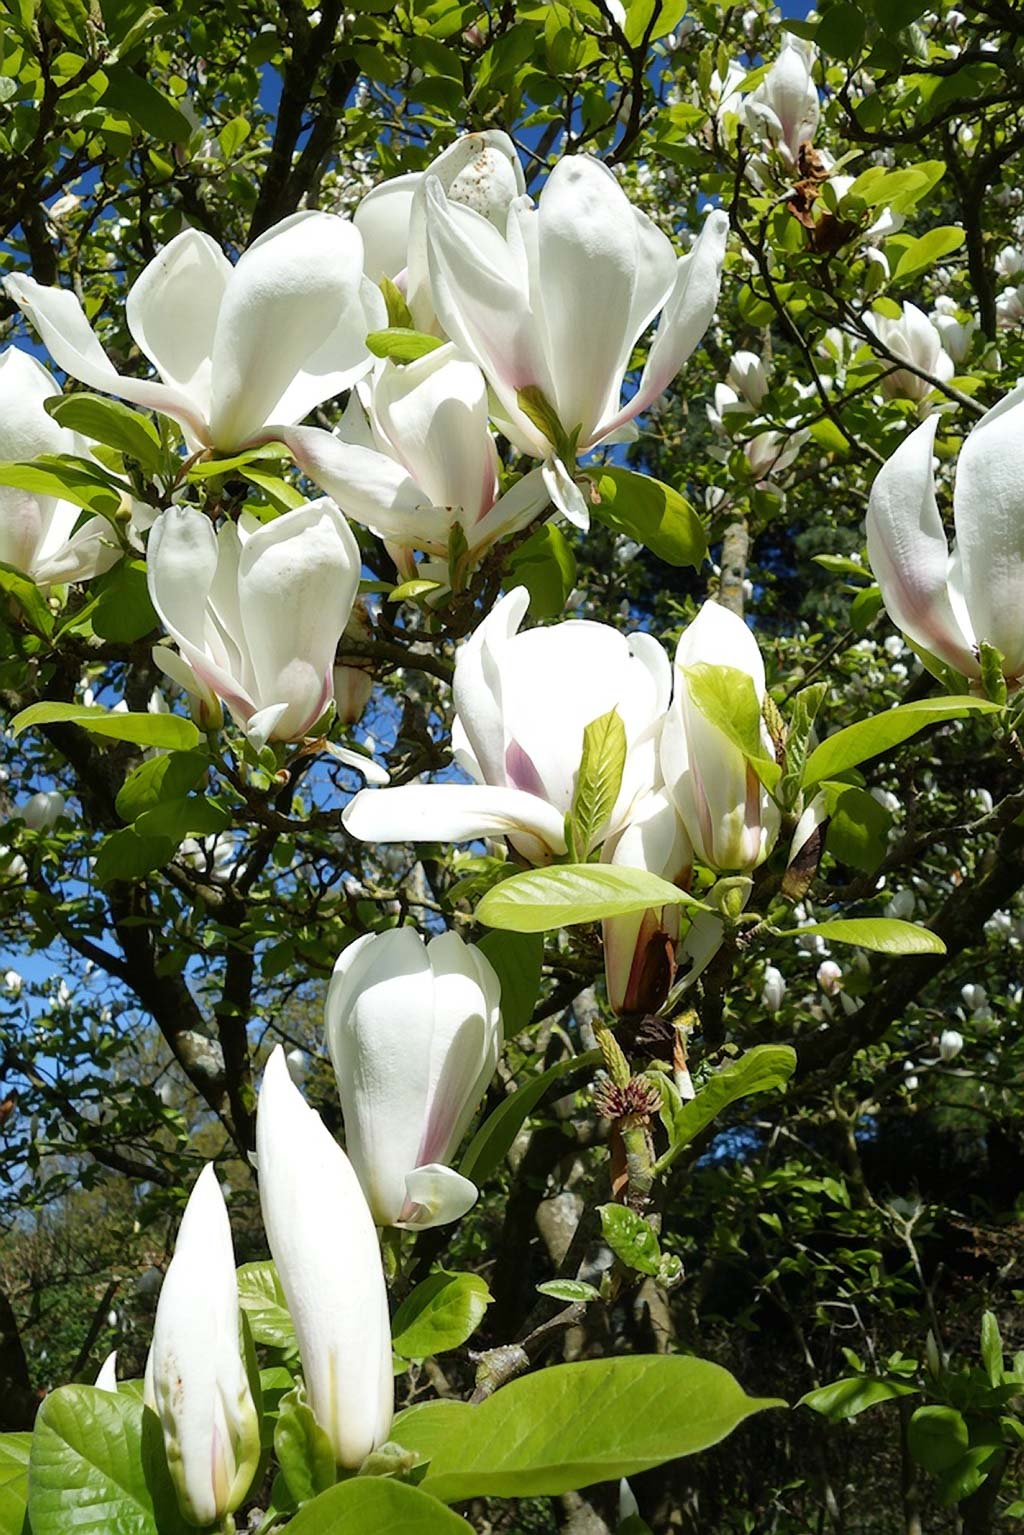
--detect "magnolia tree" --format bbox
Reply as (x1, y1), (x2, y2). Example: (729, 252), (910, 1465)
(2, 0), (1024, 1531)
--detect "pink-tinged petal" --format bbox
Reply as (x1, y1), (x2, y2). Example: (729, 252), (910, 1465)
(398, 1164), (479, 1230)
(4, 274), (210, 443)
(865, 414), (978, 676)
(598, 210), (729, 443)
(952, 381), (1024, 677)
(341, 782), (569, 860)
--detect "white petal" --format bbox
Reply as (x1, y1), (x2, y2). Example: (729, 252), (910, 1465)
(256, 1048), (393, 1468)
(466, 465), (551, 554)
(341, 782), (569, 858)
(865, 414), (978, 675)
(209, 212), (384, 449)
(601, 210), (729, 440)
(4, 274), (209, 442)
(30, 512), (121, 586)
(542, 457), (590, 530)
(452, 585), (529, 789)
(399, 1164), (479, 1230)
(125, 229), (231, 424)
(236, 498), (360, 739)
(94, 1351), (118, 1394)
(354, 171), (421, 282)
(952, 381), (1024, 677)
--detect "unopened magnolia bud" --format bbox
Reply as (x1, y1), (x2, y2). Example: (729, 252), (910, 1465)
(817, 959), (842, 995)
(762, 964), (786, 1012)
(710, 875), (754, 922)
(961, 983), (987, 1013)
(939, 1028), (964, 1062)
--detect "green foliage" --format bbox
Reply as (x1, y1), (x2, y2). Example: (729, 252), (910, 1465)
(391, 1272), (492, 1359)
(476, 865), (706, 932)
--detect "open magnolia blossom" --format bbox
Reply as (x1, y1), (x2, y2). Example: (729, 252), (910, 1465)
(17, 791), (66, 831)
(144, 1164), (260, 1528)
(343, 585), (671, 864)
(931, 296), (977, 366)
(5, 212), (385, 453)
(281, 342), (549, 574)
(661, 601), (781, 871)
(326, 928), (502, 1229)
(0, 347), (121, 586)
(601, 787), (694, 1016)
(743, 41), (819, 166)
(424, 152), (729, 525)
(354, 130), (525, 333)
(866, 383), (1024, 685)
(257, 1046), (394, 1470)
(146, 499), (384, 765)
(866, 301), (955, 404)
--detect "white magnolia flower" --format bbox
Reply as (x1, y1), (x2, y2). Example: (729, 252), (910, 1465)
(326, 928), (502, 1229)
(5, 214), (385, 452)
(866, 383), (1024, 685)
(0, 347), (121, 586)
(743, 41), (819, 166)
(344, 585), (671, 864)
(18, 791), (65, 831)
(144, 1165), (260, 1528)
(761, 964), (786, 1012)
(939, 1028), (964, 1062)
(256, 1047), (393, 1469)
(866, 302), (955, 403)
(930, 295), (976, 366)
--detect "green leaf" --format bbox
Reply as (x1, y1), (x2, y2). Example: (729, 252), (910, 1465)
(683, 663), (780, 790)
(823, 783), (891, 873)
(90, 559), (158, 642)
(516, 385), (569, 456)
(802, 698), (1001, 785)
(908, 1405), (969, 1475)
(799, 1376), (918, 1421)
(623, 0), (687, 45)
(10, 702), (200, 750)
(27, 1385), (190, 1535)
(936, 1445), (999, 1508)
(0, 1433), (30, 1535)
(475, 864), (706, 933)
(218, 114), (250, 158)
(102, 63), (193, 143)
(537, 1279), (601, 1304)
(775, 918), (946, 955)
(980, 1311), (1004, 1387)
(285, 1478), (468, 1533)
(656, 1047), (796, 1171)
(94, 827), (175, 884)
(134, 795), (230, 841)
(459, 1049), (601, 1186)
(391, 1272), (492, 1359)
(237, 1262), (298, 1355)
(116, 751), (208, 822)
(387, 578), (445, 602)
(593, 468), (707, 567)
(815, 1), (866, 59)
(393, 1355), (784, 1500)
(187, 442), (290, 479)
(0, 562), (53, 637)
(380, 275), (413, 329)
(274, 1389), (336, 1507)
(0, 457), (123, 516)
(366, 329), (444, 363)
(477, 930), (543, 1036)
(569, 708), (627, 859)
(599, 1205), (661, 1277)
(893, 226), (966, 284)
(45, 393), (161, 469)
(506, 522), (577, 618)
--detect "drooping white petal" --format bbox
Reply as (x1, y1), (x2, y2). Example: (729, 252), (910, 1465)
(466, 465), (550, 553)
(341, 782), (569, 858)
(541, 457), (591, 530)
(4, 274), (210, 442)
(865, 414), (978, 675)
(30, 511), (121, 586)
(125, 229), (231, 424)
(256, 1047), (393, 1469)
(951, 381), (1024, 677)
(208, 212), (384, 449)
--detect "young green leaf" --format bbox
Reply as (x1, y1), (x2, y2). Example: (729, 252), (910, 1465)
(598, 1205), (662, 1277)
(459, 1049), (601, 1186)
(391, 1272), (492, 1360)
(656, 1046), (796, 1171)
(568, 708), (627, 859)
(775, 918), (946, 954)
(285, 1478), (469, 1533)
(592, 466), (707, 567)
(274, 1388), (336, 1507)
(681, 663), (781, 790)
(475, 864), (707, 933)
(802, 697), (1000, 785)
(45, 393), (162, 470)
(10, 702), (200, 751)
(367, 328), (444, 363)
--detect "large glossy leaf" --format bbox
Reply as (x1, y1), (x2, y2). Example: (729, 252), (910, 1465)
(802, 698), (1000, 786)
(656, 1046), (796, 1172)
(593, 467), (706, 567)
(28, 1385), (189, 1535)
(286, 1478), (467, 1532)
(10, 703), (200, 751)
(477, 930), (543, 1036)
(476, 864), (706, 933)
(775, 918), (946, 954)
(0, 1434), (30, 1535)
(392, 1356), (783, 1500)
(391, 1271), (492, 1359)
(459, 1048), (601, 1185)
(45, 394), (161, 470)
